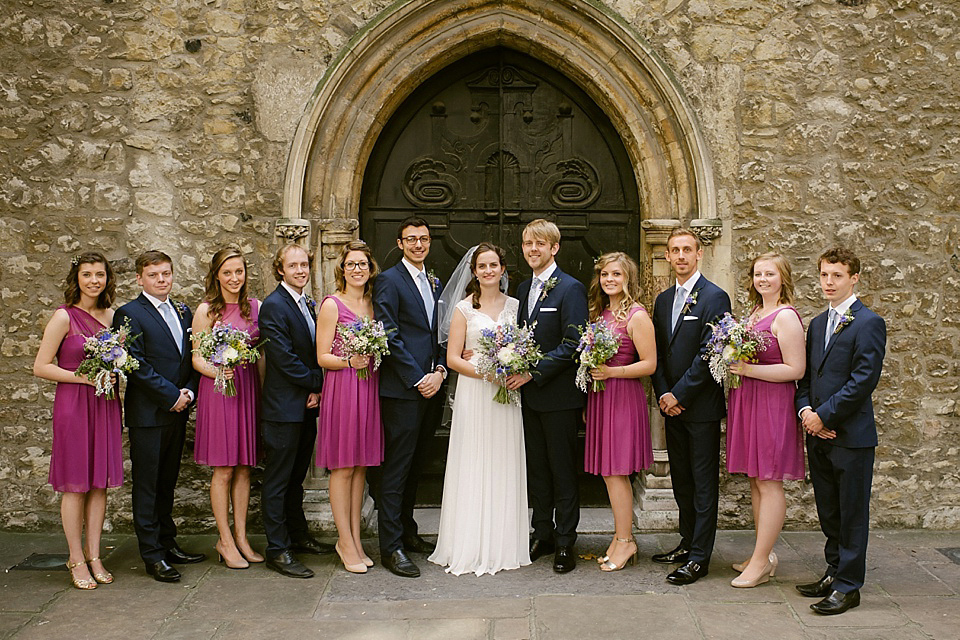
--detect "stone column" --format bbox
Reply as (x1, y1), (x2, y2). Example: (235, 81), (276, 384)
(633, 218), (681, 531)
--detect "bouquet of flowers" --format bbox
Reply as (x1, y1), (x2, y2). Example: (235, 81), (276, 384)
(702, 312), (769, 390)
(574, 320), (621, 393)
(192, 322), (262, 396)
(474, 322), (544, 406)
(75, 319), (140, 400)
(334, 316), (392, 380)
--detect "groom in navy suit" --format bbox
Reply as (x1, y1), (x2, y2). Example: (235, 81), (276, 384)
(796, 247), (886, 615)
(509, 218), (587, 574)
(651, 228), (731, 585)
(115, 250), (204, 583)
(373, 216), (447, 578)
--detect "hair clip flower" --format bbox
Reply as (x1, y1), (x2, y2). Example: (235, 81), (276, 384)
(71, 255), (81, 267)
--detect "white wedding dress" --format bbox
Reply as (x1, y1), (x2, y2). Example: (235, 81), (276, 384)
(428, 297), (531, 576)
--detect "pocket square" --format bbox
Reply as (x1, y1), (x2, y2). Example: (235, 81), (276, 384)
(540, 307), (558, 312)
(682, 315), (698, 320)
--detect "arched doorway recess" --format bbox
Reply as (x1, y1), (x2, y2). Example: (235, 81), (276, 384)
(280, 0), (724, 528)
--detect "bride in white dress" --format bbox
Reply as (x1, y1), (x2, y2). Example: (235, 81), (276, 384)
(428, 243), (531, 576)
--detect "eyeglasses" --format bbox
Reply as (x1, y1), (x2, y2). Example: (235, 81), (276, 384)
(344, 261), (370, 271)
(401, 235), (431, 246)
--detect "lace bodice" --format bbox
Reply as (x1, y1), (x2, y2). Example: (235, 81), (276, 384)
(457, 297), (520, 356)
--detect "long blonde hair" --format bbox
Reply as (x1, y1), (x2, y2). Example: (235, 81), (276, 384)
(588, 252), (642, 322)
(746, 252), (795, 310)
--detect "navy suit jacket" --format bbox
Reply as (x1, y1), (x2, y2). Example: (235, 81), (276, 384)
(373, 263), (444, 401)
(651, 276), (731, 422)
(516, 267), (588, 413)
(796, 299), (886, 448)
(114, 294), (199, 428)
(259, 284), (323, 423)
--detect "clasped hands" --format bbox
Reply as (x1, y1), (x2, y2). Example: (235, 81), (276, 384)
(658, 392), (684, 417)
(800, 409), (836, 439)
(417, 371), (444, 399)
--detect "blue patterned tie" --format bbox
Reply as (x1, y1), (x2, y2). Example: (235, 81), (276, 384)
(527, 278), (542, 317)
(671, 286), (686, 332)
(159, 301), (183, 353)
(824, 309), (839, 351)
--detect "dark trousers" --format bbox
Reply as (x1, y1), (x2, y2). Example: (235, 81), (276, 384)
(261, 418), (316, 557)
(522, 406), (580, 547)
(664, 416), (720, 564)
(807, 437), (875, 592)
(376, 395), (442, 554)
(128, 422), (186, 563)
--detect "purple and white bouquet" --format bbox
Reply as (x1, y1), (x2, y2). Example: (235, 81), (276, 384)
(574, 320), (621, 393)
(75, 318), (140, 400)
(702, 312), (769, 390)
(334, 316), (391, 380)
(474, 322), (544, 406)
(192, 322), (261, 396)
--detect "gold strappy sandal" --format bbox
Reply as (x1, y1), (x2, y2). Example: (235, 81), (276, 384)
(86, 556), (114, 584)
(66, 560), (97, 590)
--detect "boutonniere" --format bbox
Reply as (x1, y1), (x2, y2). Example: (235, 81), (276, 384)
(539, 276), (559, 303)
(426, 269), (440, 293)
(304, 295), (317, 314)
(834, 308), (854, 334)
(681, 290), (698, 315)
(169, 299), (189, 319)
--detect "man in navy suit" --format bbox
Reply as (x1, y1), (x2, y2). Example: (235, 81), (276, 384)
(373, 216), (447, 578)
(507, 218), (587, 574)
(114, 250), (204, 583)
(651, 228), (731, 585)
(796, 247), (886, 615)
(259, 243), (332, 579)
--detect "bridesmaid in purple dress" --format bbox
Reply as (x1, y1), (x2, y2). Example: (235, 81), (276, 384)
(192, 247), (264, 569)
(316, 240), (384, 574)
(583, 253), (657, 572)
(33, 252), (123, 590)
(726, 252), (806, 588)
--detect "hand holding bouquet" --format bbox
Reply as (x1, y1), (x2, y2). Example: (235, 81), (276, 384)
(192, 322), (262, 396)
(75, 318), (140, 399)
(702, 312), (769, 390)
(335, 316), (391, 380)
(474, 322), (544, 405)
(574, 320), (621, 393)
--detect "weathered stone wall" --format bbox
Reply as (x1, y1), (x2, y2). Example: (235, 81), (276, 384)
(0, 0), (956, 532)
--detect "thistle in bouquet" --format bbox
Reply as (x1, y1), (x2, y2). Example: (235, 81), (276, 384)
(192, 321), (262, 396)
(335, 316), (392, 380)
(474, 322), (544, 406)
(75, 318), (140, 400)
(574, 319), (621, 393)
(702, 312), (769, 390)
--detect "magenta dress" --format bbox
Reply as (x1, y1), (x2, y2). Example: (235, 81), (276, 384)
(316, 296), (383, 469)
(49, 306), (124, 493)
(584, 307), (653, 475)
(726, 307), (805, 480)
(194, 300), (261, 467)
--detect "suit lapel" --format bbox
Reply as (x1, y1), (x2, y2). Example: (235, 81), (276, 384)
(819, 300), (861, 371)
(277, 285), (311, 337)
(529, 267), (563, 324)
(137, 294), (181, 352)
(517, 279), (531, 325)
(397, 264), (431, 327)
(668, 279), (703, 348)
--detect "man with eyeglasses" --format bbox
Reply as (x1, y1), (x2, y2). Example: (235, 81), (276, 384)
(372, 216), (447, 578)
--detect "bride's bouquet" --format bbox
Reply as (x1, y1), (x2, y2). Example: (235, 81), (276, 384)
(75, 318), (140, 400)
(192, 322), (262, 396)
(474, 322), (544, 406)
(574, 319), (621, 393)
(334, 316), (392, 380)
(702, 312), (769, 390)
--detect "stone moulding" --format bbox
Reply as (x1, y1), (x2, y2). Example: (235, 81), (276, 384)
(690, 218), (723, 246)
(274, 218), (311, 243)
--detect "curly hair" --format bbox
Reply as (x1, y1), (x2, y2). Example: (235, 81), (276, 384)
(746, 252), (795, 310)
(587, 252), (642, 322)
(817, 246), (861, 275)
(64, 252), (115, 309)
(464, 242), (507, 309)
(203, 246), (251, 322)
(333, 240), (380, 297)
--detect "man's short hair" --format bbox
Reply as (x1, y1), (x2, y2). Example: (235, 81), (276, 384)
(397, 216), (430, 240)
(818, 247), (861, 275)
(522, 218), (561, 246)
(135, 250), (173, 275)
(666, 228), (701, 251)
(272, 243), (314, 282)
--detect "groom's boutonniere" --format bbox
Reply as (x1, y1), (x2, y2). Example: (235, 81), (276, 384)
(681, 290), (698, 315)
(540, 276), (559, 302)
(427, 269), (440, 292)
(304, 295), (317, 314)
(834, 308), (854, 334)
(169, 299), (189, 319)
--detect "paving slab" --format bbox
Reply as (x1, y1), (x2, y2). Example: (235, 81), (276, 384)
(0, 614), (31, 640)
(533, 594), (699, 640)
(894, 595), (960, 640)
(493, 617), (532, 640)
(316, 597), (530, 620)
(690, 602), (807, 640)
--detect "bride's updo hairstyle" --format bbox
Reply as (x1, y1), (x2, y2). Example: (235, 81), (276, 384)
(464, 242), (507, 309)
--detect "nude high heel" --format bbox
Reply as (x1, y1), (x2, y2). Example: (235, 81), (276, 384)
(732, 551), (777, 574)
(215, 542), (249, 570)
(335, 542), (367, 574)
(731, 559), (774, 588)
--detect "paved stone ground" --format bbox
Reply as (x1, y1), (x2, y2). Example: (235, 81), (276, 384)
(2, 529), (959, 639)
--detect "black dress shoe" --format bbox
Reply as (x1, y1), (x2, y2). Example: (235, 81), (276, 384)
(266, 550), (314, 578)
(145, 560), (181, 583)
(382, 549), (420, 578)
(401, 534), (437, 554)
(811, 589), (860, 615)
(529, 538), (556, 561)
(666, 560), (708, 585)
(796, 574), (835, 598)
(165, 545), (206, 564)
(291, 535), (335, 555)
(651, 543), (690, 564)
(553, 546), (576, 574)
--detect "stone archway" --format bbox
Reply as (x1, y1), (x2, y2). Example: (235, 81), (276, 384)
(280, 0), (726, 529)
